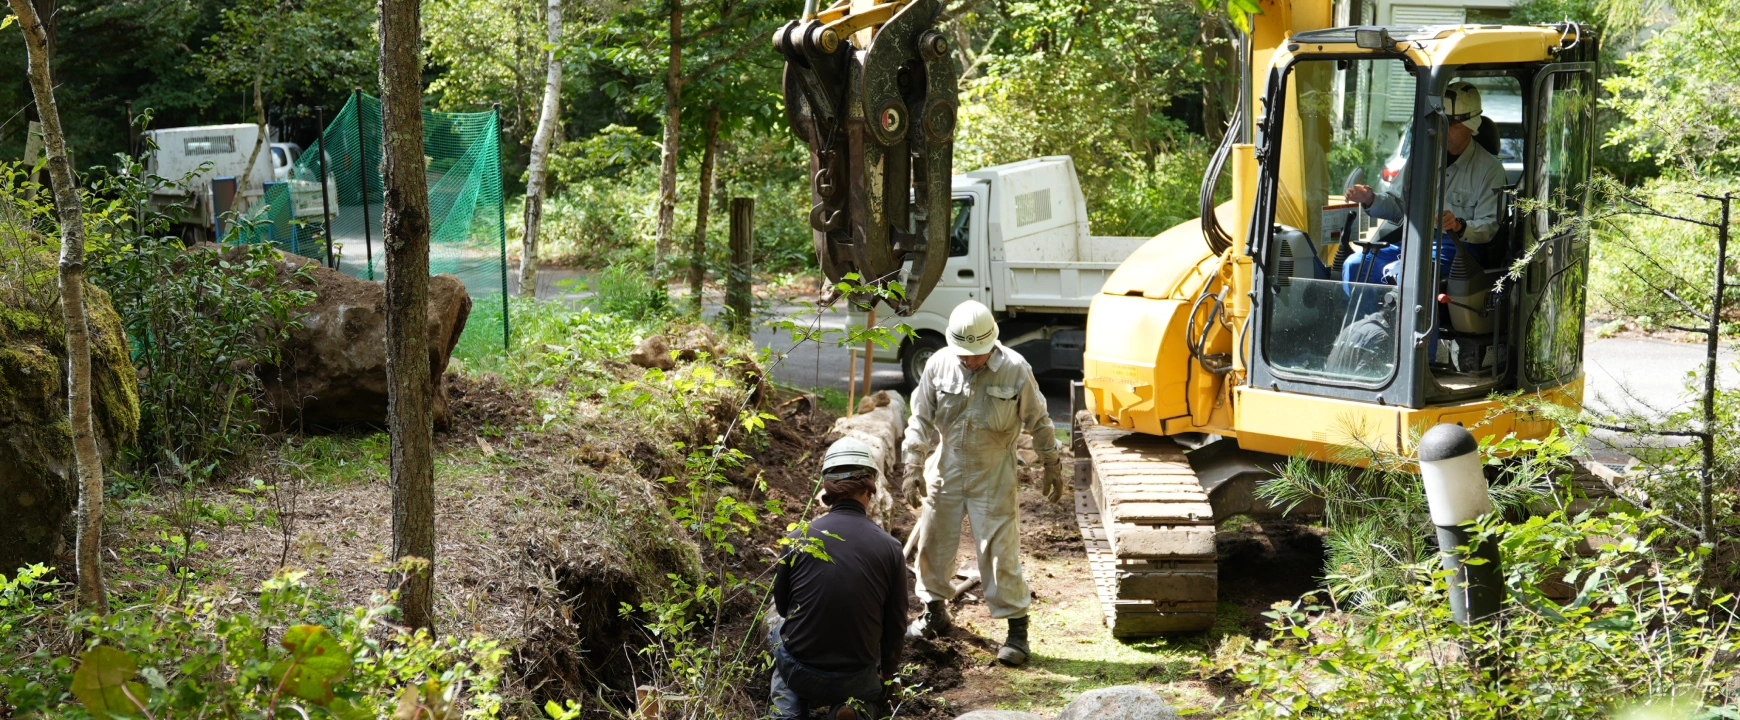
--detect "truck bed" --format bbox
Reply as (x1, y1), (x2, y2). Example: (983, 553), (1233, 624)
(992, 235), (1147, 312)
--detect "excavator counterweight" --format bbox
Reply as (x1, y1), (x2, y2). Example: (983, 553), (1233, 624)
(775, 0), (958, 313)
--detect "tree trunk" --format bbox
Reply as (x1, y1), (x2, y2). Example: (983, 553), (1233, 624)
(653, 0), (683, 271)
(520, 0), (564, 297)
(379, 0), (436, 633)
(1199, 13), (1236, 145)
(238, 72), (268, 212)
(10, 0), (106, 614)
(688, 106), (720, 311)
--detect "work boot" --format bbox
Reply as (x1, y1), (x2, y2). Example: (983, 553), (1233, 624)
(996, 615), (1030, 667)
(906, 600), (950, 641)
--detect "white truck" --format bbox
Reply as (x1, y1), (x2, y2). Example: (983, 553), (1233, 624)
(853, 156), (1150, 388)
(143, 123), (314, 231)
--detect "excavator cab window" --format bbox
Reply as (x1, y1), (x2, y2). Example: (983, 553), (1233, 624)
(1521, 68), (1595, 386)
(1260, 56), (1415, 384)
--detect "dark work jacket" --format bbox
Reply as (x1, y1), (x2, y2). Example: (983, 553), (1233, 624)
(772, 499), (907, 675)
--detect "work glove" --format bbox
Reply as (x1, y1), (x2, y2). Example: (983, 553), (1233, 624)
(902, 463), (926, 509)
(1041, 458), (1064, 503)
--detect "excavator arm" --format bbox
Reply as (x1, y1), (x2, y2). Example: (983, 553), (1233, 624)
(775, 0), (958, 314)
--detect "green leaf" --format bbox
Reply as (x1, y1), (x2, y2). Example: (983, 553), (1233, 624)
(268, 624), (352, 706)
(1, 14), (14, 30)
(71, 646), (150, 720)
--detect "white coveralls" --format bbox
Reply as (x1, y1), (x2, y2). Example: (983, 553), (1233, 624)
(903, 344), (1058, 620)
(1368, 139), (1507, 246)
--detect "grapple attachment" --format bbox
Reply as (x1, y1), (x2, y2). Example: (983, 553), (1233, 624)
(774, 0), (958, 314)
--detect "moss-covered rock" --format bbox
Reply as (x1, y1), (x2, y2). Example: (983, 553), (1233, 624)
(0, 246), (139, 575)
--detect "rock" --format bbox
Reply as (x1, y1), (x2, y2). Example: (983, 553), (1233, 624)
(955, 712), (1045, 720)
(1, 248), (139, 572)
(828, 390), (906, 526)
(234, 246), (472, 429)
(629, 335), (676, 370)
(1057, 686), (1177, 720)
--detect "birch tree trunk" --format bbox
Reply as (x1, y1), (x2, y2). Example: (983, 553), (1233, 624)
(653, 0), (683, 271)
(520, 0), (564, 297)
(688, 106), (720, 311)
(378, 0), (437, 633)
(10, 0), (107, 613)
(238, 71), (268, 212)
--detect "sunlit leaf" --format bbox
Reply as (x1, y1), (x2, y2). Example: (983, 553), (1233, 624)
(71, 646), (150, 720)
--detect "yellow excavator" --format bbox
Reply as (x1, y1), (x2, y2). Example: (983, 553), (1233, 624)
(778, 0), (1600, 635)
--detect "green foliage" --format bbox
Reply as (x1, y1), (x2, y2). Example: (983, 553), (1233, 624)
(1586, 176), (1737, 324)
(1219, 511), (1740, 719)
(0, 570), (508, 719)
(546, 125), (662, 187)
(68, 647), (148, 720)
(516, 143), (815, 275)
(952, 0), (1225, 237)
(198, 0), (376, 113)
(453, 294), (659, 388)
(82, 145), (314, 483)
(1602, 0), (1740, 176)
(1257, 425), (1566, 608)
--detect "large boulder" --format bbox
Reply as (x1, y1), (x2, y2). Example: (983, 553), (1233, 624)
(0, 249), (139, 573)
(955, 712), (1046, 720)
(239, 247), (472, 429)
(1056, 686), (1178, 720)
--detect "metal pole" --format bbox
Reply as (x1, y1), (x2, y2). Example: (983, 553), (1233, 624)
(355, 88), (375, 281)
(316, 104), (336, 269)
(494, 102), (511, 350)
(1419, 423), (1502, 624)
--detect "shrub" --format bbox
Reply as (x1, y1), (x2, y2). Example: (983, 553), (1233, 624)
(79, 150), (315, 483)
(1218, 511), (1740, 719)
(0, 566), (508, 719)
(1256, 426), (1566, 609)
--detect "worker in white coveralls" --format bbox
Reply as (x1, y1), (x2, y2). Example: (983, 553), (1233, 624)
(901, 300), (1063, 667)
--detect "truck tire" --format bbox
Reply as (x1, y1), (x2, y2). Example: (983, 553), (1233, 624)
(902, 333), (945, 389)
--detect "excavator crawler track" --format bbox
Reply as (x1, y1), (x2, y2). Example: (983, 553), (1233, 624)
(1073, 419), (1217, 636)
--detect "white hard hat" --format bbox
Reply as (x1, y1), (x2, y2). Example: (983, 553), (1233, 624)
(946, 300), (998, 355)
(1443, 81), (1483, 132)
(823, 437), (877, 479)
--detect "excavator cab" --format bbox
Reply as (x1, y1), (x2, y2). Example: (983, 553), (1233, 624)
(1250, 27), (1599, 415)
(1069, 19), (1599, 636)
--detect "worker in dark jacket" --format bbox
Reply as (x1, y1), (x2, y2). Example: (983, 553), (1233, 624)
(770, 437), (908, 720)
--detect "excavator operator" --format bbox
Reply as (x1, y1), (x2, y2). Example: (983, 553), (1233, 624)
(1343, 80), (1507, 288)
(1332, 81), (1507, 367)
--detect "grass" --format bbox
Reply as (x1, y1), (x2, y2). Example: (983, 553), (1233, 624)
(952, 553), (1236, 715)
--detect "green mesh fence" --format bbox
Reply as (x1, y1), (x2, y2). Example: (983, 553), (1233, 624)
(233, 91), (510, 349)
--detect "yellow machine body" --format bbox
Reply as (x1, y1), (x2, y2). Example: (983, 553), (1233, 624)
(1082, 2), (1592, 461)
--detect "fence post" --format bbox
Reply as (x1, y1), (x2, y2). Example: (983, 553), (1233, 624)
(494, 102), (511, 350)
(316, 104), (335, 269)
(354, 88), (375, 281)
(727, 197), (754, 335)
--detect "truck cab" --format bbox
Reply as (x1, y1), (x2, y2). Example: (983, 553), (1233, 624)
(852, 155), (1148, 387)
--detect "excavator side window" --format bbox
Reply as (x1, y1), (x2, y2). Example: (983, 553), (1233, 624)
(1523, 69), (1595, 385)
(1262, 56), (1413, 384)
